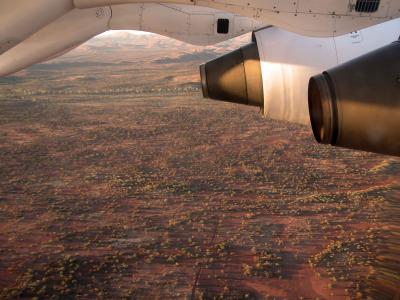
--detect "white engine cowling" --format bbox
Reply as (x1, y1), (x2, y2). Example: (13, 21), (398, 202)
(254, 18), (400, 125)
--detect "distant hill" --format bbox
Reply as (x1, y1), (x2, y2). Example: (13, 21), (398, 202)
(85, 30), (251, 51)
(1, 30), (252, 89)
(55, 30), (252, 63)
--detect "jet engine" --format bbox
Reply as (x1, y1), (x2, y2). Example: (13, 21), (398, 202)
(200, 20), (400, 156)
(200, 42), (263, 108)
(309, 41), (400, 156)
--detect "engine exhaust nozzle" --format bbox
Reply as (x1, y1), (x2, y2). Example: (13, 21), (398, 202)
(200, 42), (263, 108)
(308, 41), (400, 156)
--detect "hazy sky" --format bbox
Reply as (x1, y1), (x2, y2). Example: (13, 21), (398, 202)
(99, 30), (151, 37)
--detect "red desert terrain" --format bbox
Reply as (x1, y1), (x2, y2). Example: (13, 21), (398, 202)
(0, 32), (399, 299)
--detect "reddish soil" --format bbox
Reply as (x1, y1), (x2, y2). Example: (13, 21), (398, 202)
(0, 33), (399, 299)
(0, 93), (398, 299)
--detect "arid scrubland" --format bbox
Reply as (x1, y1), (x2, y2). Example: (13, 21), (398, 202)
(0, 32), (399, 299)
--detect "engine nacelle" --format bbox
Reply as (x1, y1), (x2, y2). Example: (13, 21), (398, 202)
(200, 42), (264, 108)
(200, 19), (400, 156)
(309, 41), (400, 156)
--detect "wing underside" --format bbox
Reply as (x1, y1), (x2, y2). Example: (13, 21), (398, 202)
(0, 0), (399, 76)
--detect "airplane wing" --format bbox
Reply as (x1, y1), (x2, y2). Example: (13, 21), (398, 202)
(1, 0), (399, 75)
(75, 0), (400, 37)
(0, 2), (263, 76)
